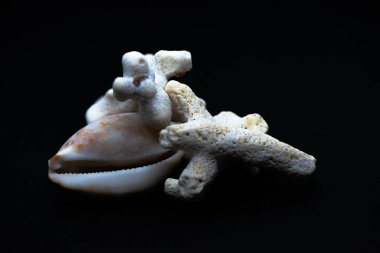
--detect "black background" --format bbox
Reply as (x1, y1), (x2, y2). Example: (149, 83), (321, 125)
(3, 2), (379, 252)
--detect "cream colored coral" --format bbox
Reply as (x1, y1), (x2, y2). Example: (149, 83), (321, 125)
(160, 81), (316, 200)
(113, 51), (193, 130)
(86, 50), (192, 129)
(164, 80), (210, 122)
(155, 50), (192, 79)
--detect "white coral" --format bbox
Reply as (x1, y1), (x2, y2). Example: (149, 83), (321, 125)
(86, 50), (192, 129)
(160, 81), (316, 200)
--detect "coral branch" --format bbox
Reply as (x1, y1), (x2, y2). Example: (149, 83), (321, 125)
(160, 81), (316, 200)
(164, 154), (218, 200)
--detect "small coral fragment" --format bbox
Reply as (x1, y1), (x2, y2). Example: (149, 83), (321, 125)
(111, 51), (192, 130)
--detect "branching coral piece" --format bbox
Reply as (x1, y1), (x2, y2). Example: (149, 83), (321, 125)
(160, 81), (316, 200)
(164, 80), (211, 122)
(86, 51), (192, 128)
(112, 51), (192, 129)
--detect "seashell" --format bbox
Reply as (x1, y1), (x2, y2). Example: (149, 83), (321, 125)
(85, 89), (138, 124)
(48, 113), (183, 194)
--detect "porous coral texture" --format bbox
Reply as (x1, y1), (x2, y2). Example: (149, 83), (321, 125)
(160, 81), (316, 200)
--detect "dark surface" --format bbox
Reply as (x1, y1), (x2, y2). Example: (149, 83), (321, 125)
(3, 3), (379, 252)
